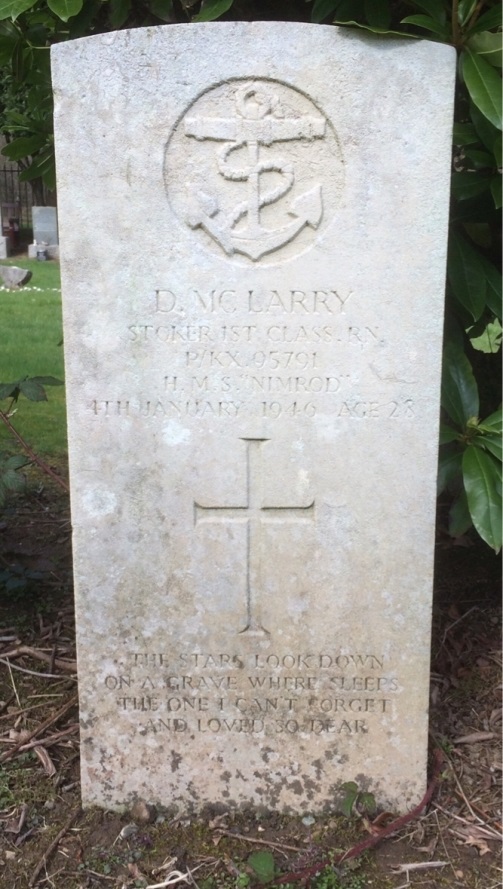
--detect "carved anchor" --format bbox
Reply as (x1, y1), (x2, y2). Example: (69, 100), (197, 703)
(184, 83), (325, 261)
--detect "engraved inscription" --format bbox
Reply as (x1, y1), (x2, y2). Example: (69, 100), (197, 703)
(165, 79), (344, 265)
(194, 438), (314, 634)
(102, 650), (400, 737)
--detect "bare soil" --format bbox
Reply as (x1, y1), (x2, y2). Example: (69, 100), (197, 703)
(0, 480), (501, 889)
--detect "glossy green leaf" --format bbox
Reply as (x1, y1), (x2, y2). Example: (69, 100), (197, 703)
(311, 0), (338, 23)
(438, 446), (463, 494)
(449, 490), (472, 537)
(332, 0), (364, 22)
(467, 7), (503, 34)
(364, 0), (390, 29)
(453, 122), (479, 145)
(334, 19), (416, 37)
(473, 433), (503, 462)
(478, 408), (502, 433)
(458, 0), (477, 27)
(494, 127), (502, 160)
(411, 0), (446, 22)
(447, 231), (487, 322)
(0, 0), (36, 20)
(468, 31), (503, 68)
(19, 147), (55, 188)
(462, 50), (502, 131)
(463, 446), (502, 551)
(400, 14), (449, 36)
(149, 0), (173, 21)
(463, 147), (494, 168)
(193, 0), (233, 22)
(463, 222), (492, 248)
(490, 174), (502, 208)
(1, 133), (46, 160)
(439, 423), (459, 445)
(477, 253), (502, 319)
(441, 338), (479, 428)
(451, 171), (493, 201)
(47, 0), (82, 20)
(470, 99), (500, 152)
(0, 34), (15, 63)
(109, 0), (131, 28)
(469, 318), (502, 353)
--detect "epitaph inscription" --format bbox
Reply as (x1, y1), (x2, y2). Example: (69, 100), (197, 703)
(165, 79), (344, 264)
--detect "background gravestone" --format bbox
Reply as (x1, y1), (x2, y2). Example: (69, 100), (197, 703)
(29, 206), (59, 258)
(52, 23), (455, 813)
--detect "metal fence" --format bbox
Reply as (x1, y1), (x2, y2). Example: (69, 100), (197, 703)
(0, 166), (34, 230)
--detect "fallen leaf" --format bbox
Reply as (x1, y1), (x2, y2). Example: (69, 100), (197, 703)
(454, 731), (495, 744)
(33, 745), (57, 777)
(464, 835), (491, 856)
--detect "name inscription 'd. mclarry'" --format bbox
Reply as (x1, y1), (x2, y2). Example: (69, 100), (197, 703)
(87, 284), (417, 422)
(102, 650), (400, 736)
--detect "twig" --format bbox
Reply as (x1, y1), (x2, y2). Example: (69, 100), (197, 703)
(441, 606), (477, 644)
(0, 657), (77, 680)
(0, 693), (78, 763)
(6, 660), (21, 709)
(431, 808), (458, 879)
(0, 699), (64, 721)
(393, 861), (447, 872)
(0, 645), (77, 672)
(445, 755), (486, 824)
(17, 723), (79, 752)
(214, 830), (300, 853)
(271, 749), (444, 886)
(0, 409), (69, 493)
(28, 810), (80, 887)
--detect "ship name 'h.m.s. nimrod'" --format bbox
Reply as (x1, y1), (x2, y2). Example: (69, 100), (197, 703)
(184, 83), (326, 261)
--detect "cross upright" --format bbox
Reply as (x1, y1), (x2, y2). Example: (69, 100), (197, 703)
(194, 438), (315, 634)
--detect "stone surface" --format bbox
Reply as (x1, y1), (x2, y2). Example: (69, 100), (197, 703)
(0, 265), (32, 288)
(32, 206), (58, 245)
(0, 236), (8, 259)
(52, 23), (455, 814)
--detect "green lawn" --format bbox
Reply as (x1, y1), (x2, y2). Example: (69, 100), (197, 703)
(0, 259), (67, 458)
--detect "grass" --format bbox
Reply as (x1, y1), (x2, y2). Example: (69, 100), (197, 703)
(0, 258), (67, 459)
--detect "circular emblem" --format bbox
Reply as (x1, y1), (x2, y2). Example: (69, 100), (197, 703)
(164, 78), (343, 266)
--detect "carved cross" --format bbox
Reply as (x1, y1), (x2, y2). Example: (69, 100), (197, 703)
(194, 438), (315, 634)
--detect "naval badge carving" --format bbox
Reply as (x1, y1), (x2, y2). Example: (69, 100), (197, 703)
(164, 79), (343, 264)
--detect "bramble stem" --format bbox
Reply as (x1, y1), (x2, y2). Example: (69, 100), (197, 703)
(0, 409), (69, 493)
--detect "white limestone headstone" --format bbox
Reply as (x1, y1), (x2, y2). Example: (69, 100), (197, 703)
(32, 206), (58, 245)
(52, 23), (455, 814)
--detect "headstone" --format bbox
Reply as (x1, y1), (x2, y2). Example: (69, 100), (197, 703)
(0, 237), (8, 259)
(32, 206), (58, 246)
(0, 265), (32, 288)
(52, 23), (455, 814)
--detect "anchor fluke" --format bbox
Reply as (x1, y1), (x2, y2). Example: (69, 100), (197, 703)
(290, 185), (323, 229)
